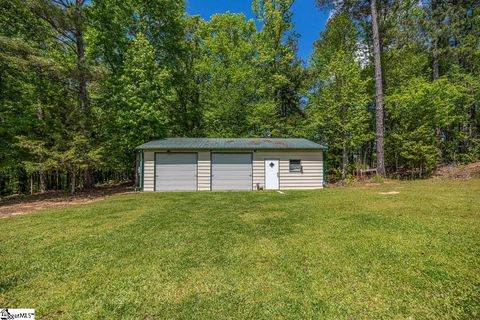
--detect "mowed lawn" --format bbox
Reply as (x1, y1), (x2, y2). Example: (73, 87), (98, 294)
(1, 179), (479, 319)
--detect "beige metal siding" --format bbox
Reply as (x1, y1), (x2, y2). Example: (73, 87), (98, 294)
(143, 151), (155, 191)
(253, 151), (323, 190)
(198, 151), (211, 190)
(143, 149), (322, 191)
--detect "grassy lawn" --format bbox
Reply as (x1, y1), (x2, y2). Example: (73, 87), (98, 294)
(1, 179), (479, 319)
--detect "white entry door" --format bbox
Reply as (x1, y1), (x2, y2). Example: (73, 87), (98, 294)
(265, 159), (279, 190)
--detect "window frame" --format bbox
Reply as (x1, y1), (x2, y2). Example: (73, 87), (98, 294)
(289, 159), (303, 173)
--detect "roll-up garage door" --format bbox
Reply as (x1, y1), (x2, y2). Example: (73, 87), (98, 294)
(155, 153), (197, 191)
(211, 153), (252, 190)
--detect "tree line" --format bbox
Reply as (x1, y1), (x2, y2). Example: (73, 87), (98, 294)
(0, 0), (478, 195)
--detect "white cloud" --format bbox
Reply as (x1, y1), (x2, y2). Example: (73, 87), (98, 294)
(354, 42), (370, 69)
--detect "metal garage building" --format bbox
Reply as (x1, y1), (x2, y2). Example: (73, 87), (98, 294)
(136, 138), (327, 192)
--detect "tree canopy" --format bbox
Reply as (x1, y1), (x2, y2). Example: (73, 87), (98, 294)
(0, 0), (478, 194)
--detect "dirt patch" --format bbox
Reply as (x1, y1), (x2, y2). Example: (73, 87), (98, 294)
(379, 191), (400, 195)
(328, 180), (397, 188)
(326, 162), (480, 187)
(434, 162), (480, 180)
(0, 182), (134, 218)
(364, 183), (383, 187)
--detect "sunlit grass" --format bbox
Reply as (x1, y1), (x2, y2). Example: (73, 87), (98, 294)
(1, 179), (479, 319)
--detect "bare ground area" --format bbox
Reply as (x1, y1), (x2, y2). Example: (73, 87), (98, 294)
(0, 182), (134, 218)
(433, 161), (480, 179)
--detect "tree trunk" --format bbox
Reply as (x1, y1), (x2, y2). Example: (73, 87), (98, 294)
(431, 0), (443, 150)
(362, 144), (368, 170)
(74, 1), (96, 189)
(432, 43), (440, 80)
(36, 96), (47, 194)
(84, 167), (95, 189)
(432, 0), (440, 84)
(70, 167), (76, 195)
(370, 0), (386, 176)
(39, 172), (47, 193)
(342, 143), (348, 180)
(75, 0), (88, 113)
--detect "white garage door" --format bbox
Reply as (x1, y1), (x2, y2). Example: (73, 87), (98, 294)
(211, 153), (252, 190)
(155, 153), (197, 191)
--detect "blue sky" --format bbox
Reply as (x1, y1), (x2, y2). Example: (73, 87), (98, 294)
(186, 0), (331, 62)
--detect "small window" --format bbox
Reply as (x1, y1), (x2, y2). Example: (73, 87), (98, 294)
(289, 160), (302, 173)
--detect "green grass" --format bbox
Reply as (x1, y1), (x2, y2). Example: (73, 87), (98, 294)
(1, 179), (479, 319)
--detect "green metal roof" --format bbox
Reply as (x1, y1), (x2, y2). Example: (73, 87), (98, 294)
(136, 138), (327, 151)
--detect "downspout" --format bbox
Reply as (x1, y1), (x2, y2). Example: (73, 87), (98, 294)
(141, 149), (144, 191)
(136, 150), (144, 192)
(322, 150), (327, 188)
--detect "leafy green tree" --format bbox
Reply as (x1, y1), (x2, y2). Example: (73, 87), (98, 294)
(316, 0), (387, 176)
(98, 34), (173, 169)
(307, 13), (372, 179)
(90, 0), (189, 174)
(139, 0), (201, 136)
(28, 0), (100, 191)
(192, 13), (258, 137)
(382, 0), (480, 173)
(252, 0), (305, 136)
(0, 0), (70, 193)
(385, 77), (474, 175)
